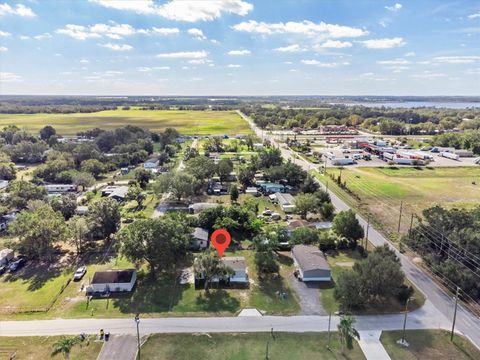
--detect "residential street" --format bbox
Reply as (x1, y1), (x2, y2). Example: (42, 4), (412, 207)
(237, 110), (480, 349)
(0, 300), (450, 337)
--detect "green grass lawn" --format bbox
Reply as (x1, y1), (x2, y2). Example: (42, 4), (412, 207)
(381, 330), (480, 360)
(0, 109), (252, 136)
(0, 335), (102, 360)
(140, 332), (366, 360)
(320, 249), (425, 315)
(315, 167), (480, 235)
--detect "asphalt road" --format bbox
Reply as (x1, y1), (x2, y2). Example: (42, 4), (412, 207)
(237, 110), (480, 349)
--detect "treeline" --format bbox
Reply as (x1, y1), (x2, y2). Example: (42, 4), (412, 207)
(403, 206), (480, 301)
(432, 130), (480, 154)
(0, 103), (117, 114)
(242, 105), (478, 135)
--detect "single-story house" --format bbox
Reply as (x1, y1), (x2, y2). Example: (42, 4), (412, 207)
(274, 192), (296, 213)
(0, 180), (9, 190)
(245, 187), (260, 196)
(191, 227), (209, 250)
(259, 182), (285, 194)
(45, 184), (77, 194)
(0, 212), (17, 232)
(86, 269), (137, 294)
(292, 245), (331, 282)
(108, 186), (129, 202)
(0, 248), (14, 266)
(75, 205), (89, 215)
(144, 159), (159, 169)
(195, 256), (249, 285)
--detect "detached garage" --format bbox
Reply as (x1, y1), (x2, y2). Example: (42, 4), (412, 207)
(292, 245), (331, 282)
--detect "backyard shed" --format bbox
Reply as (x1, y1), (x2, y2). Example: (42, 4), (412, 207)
(292, 245), (331, 282)
(191, 227), (209, 250)
(87, 269), (137, 294)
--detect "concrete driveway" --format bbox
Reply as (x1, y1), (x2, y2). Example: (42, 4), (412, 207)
(289, 274), (327, 315)
(97, 334), (138, 360)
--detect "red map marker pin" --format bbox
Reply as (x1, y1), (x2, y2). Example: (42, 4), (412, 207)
(211, 228), (231, 257)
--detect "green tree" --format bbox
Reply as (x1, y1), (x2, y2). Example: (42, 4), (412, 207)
(318, 231), (337, 252)
(134, 168), (152, 189)
(294, 193), (320, 219)
(81, 159), (106, 179)
(289, 226), (319, 245)
(39, 125), (56, 142)
(332, 210), (364, 246)
(7, 180), (47, 209)
(193, 249), (233, 293)
(337, 315), (360, 354)
(252, 232), (279, 274)
(155, 172), (196, 201)
(126, 185), (145, 208)
(0, 161), (16, 180)
(68, 215), (90, 254)
(230, 184), (239, 203)
(238, 166), (255, 187)
(50, 193), (77, 220)
(51, 336), (78, 360)
(72, 171), (95, 191)
(185, 155), (216, 182)
(121, 214), (191, 276)
(88, 198), (121, 239)
(9, 203), (68, 260)
(216, 158), (233, 182)
(334, 270), (364, 310)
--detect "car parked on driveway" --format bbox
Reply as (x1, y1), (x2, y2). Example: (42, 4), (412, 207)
(8, 255), (27, 272)
(73, 266), (87, 281)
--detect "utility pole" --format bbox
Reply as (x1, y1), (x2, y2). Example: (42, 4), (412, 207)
(398, 297), (414, 347)
(451, 287), (460, 341)
(327, 312), (332, 350)
(397, 201), (403, 233)
(365, 216), (370, 251)
(135, 314), (141, 360)
(409, 213), (414, 234)
(265, 340), (269, 360)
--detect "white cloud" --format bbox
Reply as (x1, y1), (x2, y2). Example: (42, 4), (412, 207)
(433, 55), (480, 64)
(361, 37), (405, 49)
(0, 46), (7, 52)
(137, 67), (152, 72)
(156, 51), (208, 59)
(57, 23), (179, 40)
(233, 20), (368, 38)
(227, 64), (242, 68)
(154, 66), (171, 70)
(0, 3), (35, 17)
(90, 0), (253, 22)
(467, 11), (480, 19)
(100, 43), (133, 51)
(152, 27), (180, 35)
(411, 71), (445, 79)
(301, 60), (339, 68)
(274, 44), (306, 52)
(34, 33), (52, 40)
(376, 58), (410, 65)
(385, 3), (402, 12)
(0, 72), (22, 82)
(284, 61), (293, 65)
(188, 58), (212, 64)
(80, 59), (90, 63)
(0, 30), (10, 37)
(19, 35), (30, 40)
(228, 49), (251, 55)
(404, 51), (415, 57)
(316, 40), (352, 48)
(188, 28), (206, 40)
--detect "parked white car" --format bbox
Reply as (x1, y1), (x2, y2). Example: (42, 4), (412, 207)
(73, 266), (87, 281)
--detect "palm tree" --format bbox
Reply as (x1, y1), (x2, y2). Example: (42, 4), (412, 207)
(337, 315), (360, 354)
(51, 336), (78, 359)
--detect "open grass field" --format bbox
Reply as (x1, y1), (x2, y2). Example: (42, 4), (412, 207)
(140, 332), (366, 360)
(381, 330), (480, 360)
(0, 335), (102, 360)
(320, 249), (425, 314)
(316, 166), (480, 235)
(0, 109), (252, 135)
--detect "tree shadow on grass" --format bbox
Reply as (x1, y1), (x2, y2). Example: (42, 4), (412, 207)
(194, 289), (240, 313)
(277, 252), (293, 266)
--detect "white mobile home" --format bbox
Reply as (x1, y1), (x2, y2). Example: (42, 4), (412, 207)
(45, 184), (77, 194)
(87, 269), (137, 294)
(292, 245), (331, 282)
(274, 192), (296, 213)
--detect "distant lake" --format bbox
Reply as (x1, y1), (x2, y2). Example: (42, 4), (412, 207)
(335, 102), (480, 109)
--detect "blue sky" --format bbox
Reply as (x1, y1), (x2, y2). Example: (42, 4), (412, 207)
(0, 0), (479, 96)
